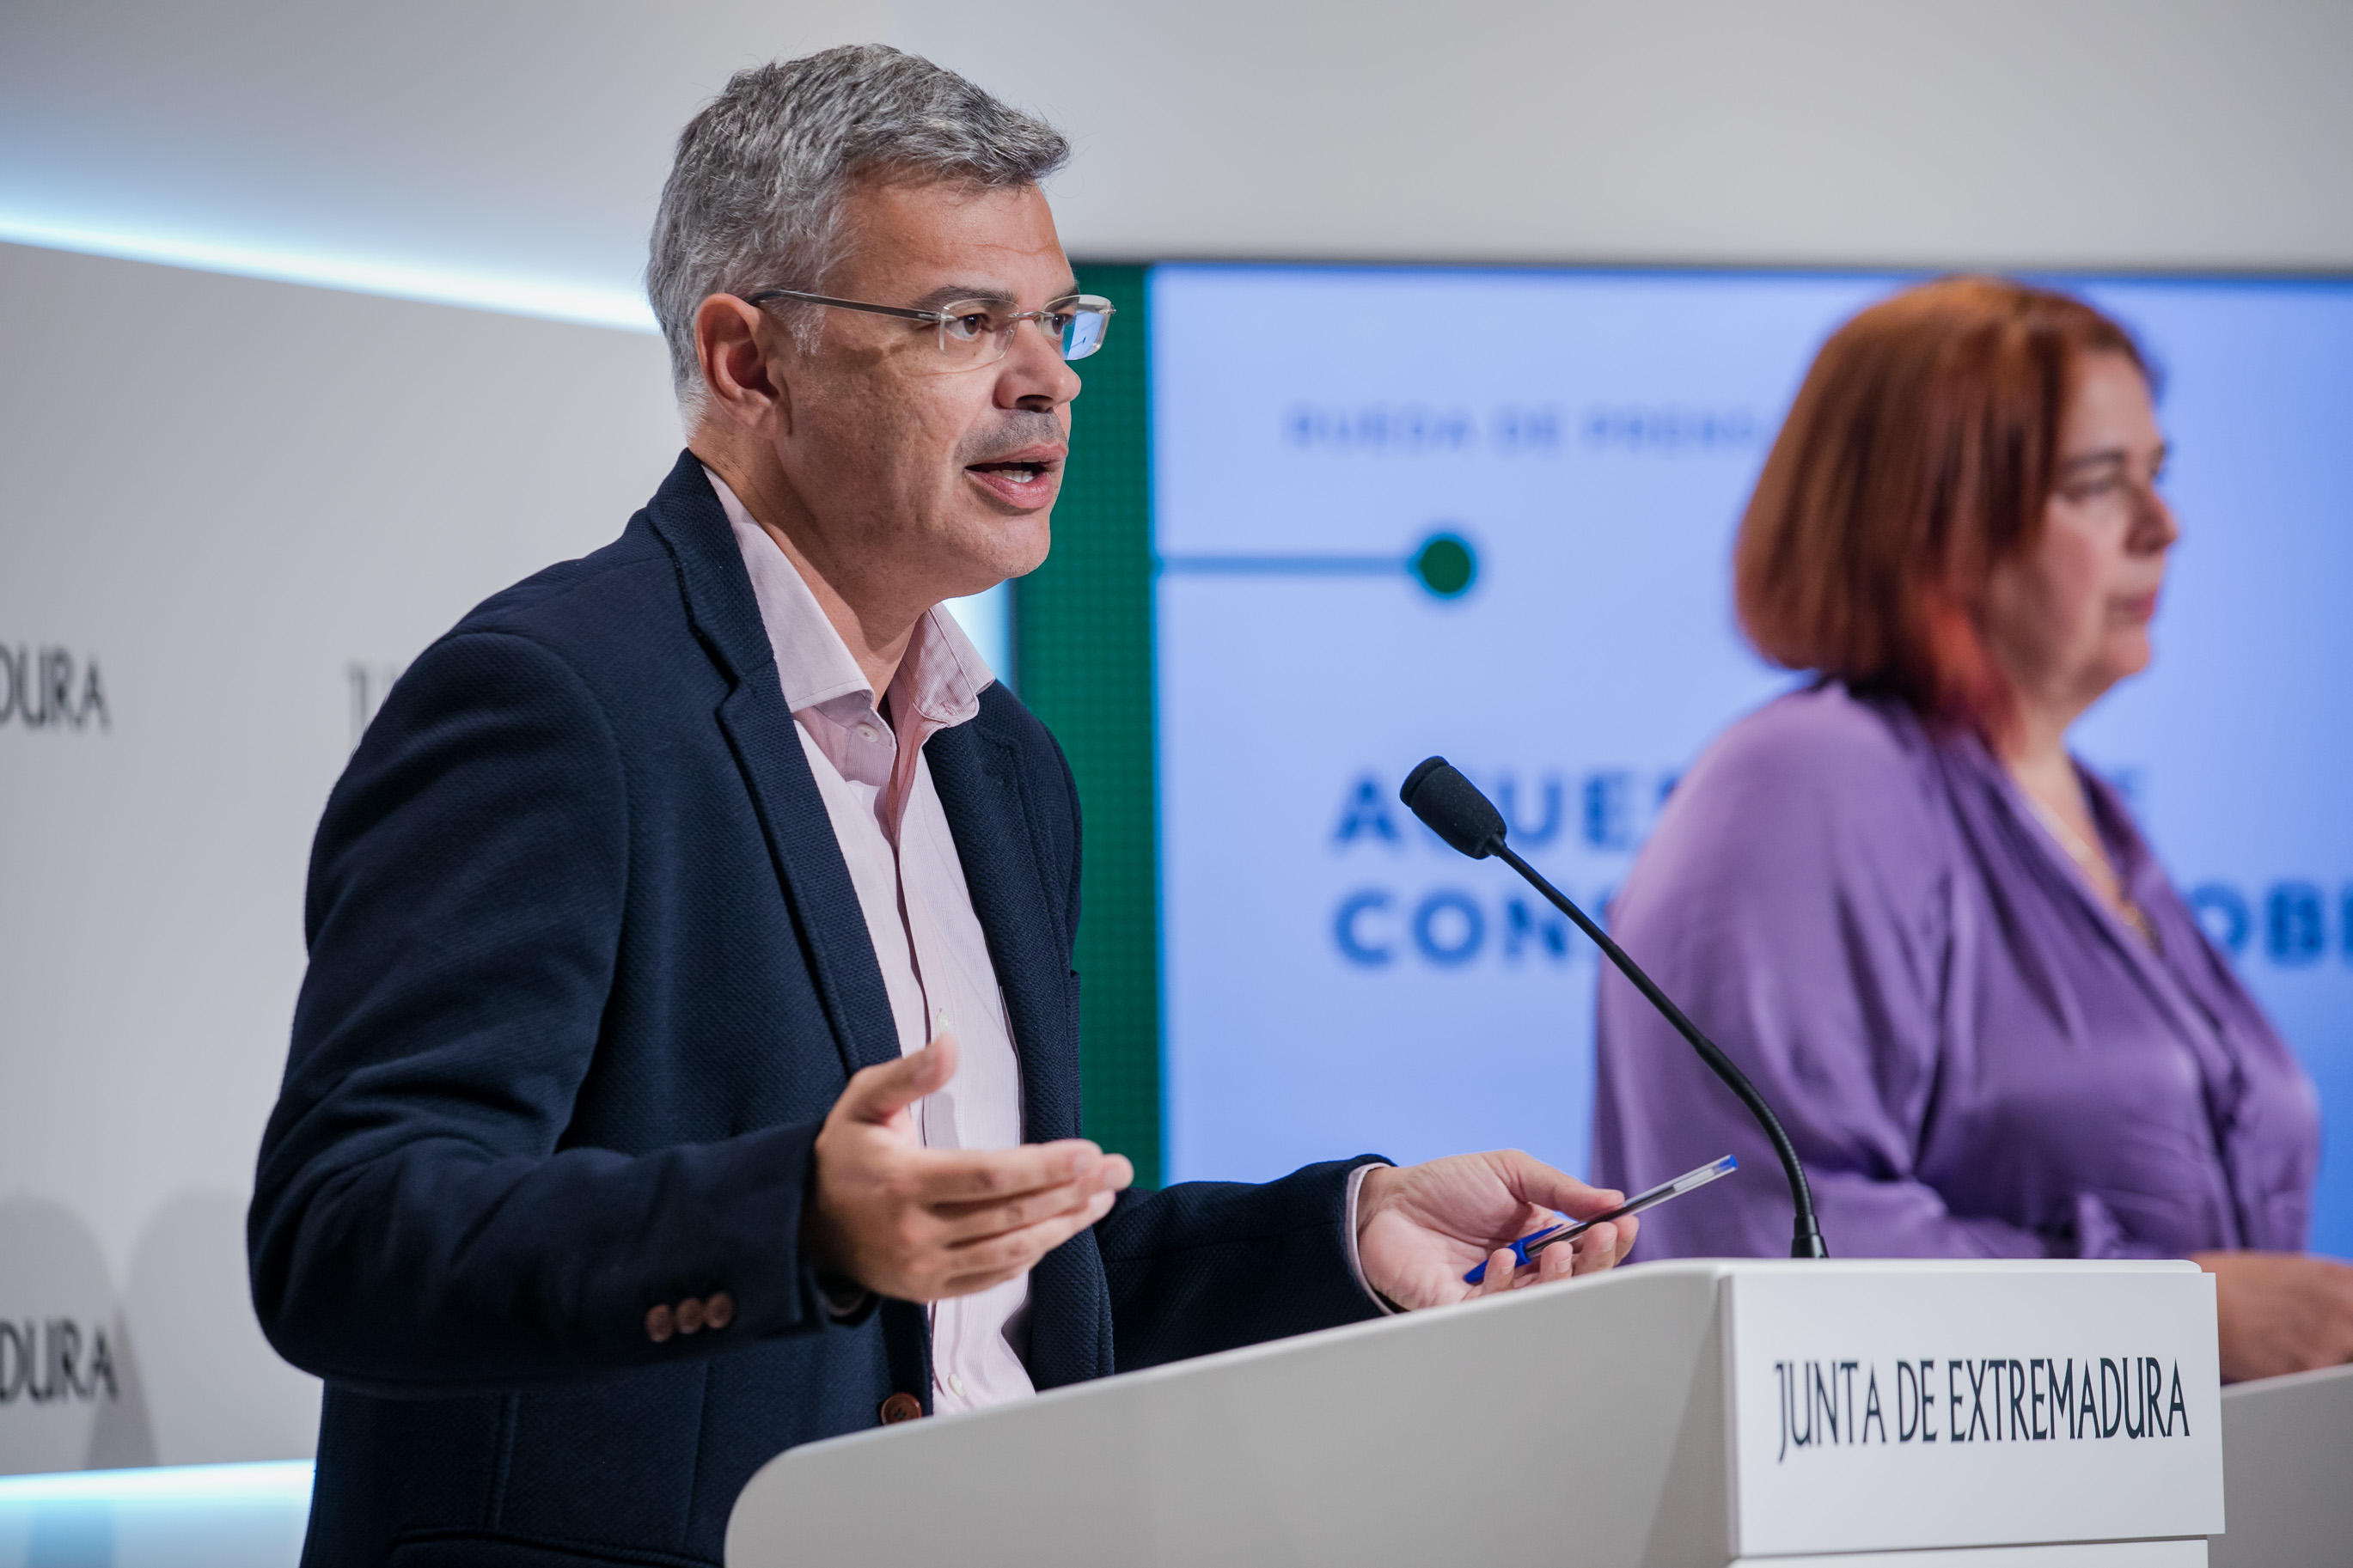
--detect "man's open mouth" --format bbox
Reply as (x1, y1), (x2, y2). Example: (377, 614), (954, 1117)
(964, 454), (1062, 504)
(969, 461), (1051, 485)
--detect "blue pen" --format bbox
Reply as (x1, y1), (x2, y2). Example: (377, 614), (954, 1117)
(1462, 1154), (1738, 1284)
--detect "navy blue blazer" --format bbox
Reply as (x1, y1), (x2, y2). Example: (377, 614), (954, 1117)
(249, 452), (1382, 1568)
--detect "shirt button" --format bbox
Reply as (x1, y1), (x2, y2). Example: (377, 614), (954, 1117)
(644, 1304), (675, 1344)
(856, 723), (878, 742)
(878, 1392), (925, 1425)
(948, 1372), (969, 1399)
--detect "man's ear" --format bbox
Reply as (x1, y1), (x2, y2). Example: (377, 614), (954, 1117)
(695, 293), (792, 434)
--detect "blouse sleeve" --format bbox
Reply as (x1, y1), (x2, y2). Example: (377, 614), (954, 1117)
(1592, 692), (2051, 1261)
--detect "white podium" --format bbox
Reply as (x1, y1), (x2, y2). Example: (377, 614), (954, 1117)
(2209, 1360), (2353, 1566)
(728, 1260), (2222, 1566)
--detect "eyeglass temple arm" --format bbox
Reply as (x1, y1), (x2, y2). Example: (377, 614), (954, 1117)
(741, 290), (943, 325)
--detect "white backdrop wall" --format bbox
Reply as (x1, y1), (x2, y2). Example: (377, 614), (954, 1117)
(3, 0), (2350, 309)
(2, 0), (2349, 1476)
(0, 241), (682, 1471)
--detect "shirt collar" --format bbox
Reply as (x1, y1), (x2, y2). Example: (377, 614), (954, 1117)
(706, 465), (993, 732)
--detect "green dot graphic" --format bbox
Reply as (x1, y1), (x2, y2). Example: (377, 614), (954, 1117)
(1412, 533), (1477, 598)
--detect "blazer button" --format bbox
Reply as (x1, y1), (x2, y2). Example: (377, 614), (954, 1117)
(676, 1296), (706, 1334)
(645, 1304), (675, 1344)
(878, 1392), (924, 1425)
(705, 1291), (736, 1329)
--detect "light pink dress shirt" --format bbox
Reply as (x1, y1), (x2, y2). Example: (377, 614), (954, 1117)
(713, 472), (1035, 1413)
(715, 471), (1395, 1406)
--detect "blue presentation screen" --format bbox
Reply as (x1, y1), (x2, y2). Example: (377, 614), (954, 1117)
(1149, 264), (2353, 1254)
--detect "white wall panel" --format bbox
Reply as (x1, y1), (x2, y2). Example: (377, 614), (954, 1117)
(0, 241), (682, 1468)
(3, 0), (2348, 307)
(909, 0), (2353, 270)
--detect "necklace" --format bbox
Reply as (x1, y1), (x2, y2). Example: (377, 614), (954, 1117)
(2024, 792), (2159, 951)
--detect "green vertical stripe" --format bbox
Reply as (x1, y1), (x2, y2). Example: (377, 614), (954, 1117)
(1017, 263), (1161, 1186)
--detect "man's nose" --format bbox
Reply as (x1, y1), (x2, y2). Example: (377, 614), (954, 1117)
(997, 320), (1081, 412)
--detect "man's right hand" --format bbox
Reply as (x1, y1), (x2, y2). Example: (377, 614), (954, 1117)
(804, 1034), (1132, 1303)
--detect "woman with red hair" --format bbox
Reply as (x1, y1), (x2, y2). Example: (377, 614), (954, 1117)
(1593, 277), (2351, 1380)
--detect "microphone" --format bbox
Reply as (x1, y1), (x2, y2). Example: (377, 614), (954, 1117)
(1398, 756), (1829, 1260)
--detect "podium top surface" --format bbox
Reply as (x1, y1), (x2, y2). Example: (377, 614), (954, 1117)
(829, 1257), (2205, 1426)
(728, 1259), (2220, 1568)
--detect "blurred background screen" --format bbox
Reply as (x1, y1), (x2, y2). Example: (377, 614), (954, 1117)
(1149, 265), (2353, 1256)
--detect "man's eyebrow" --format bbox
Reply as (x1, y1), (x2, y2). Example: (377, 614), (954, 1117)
(910, 284), (1011, 309)
(906, 278), (1083, 310)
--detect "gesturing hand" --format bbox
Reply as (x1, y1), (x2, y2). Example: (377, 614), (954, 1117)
(1357, 1150), (1635, 1312)
(804, 1034), (1133, 1303)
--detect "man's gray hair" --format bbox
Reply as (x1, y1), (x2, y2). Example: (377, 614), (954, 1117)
(646, 45), (1069, 413)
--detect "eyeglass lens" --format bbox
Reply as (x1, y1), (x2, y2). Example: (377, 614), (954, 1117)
(934, 303), (1110, 364)
(1057, 307), (1108, 362)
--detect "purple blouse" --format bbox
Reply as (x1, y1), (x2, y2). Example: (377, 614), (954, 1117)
(1593, 681), (2320, 1260)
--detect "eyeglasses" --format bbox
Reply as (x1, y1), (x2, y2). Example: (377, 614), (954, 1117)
(743, 288), (1114, 370)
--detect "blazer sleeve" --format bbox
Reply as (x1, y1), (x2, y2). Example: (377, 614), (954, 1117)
(1095, 1159), (1386, 1372)
(248, 631), (839, 1395)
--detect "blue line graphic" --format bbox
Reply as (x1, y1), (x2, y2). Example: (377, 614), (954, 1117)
(1158, 531), (1479, 599)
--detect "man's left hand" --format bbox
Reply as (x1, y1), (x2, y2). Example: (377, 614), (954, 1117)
(1357, 1151), (1635, 1310)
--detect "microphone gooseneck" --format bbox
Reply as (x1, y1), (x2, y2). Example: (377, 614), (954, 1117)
(1399, 756), (1829, 1260)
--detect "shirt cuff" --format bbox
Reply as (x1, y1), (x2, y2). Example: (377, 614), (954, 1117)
(1343, 1161), (1402, 1315)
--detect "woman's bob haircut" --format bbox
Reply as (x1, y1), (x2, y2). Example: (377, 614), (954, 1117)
(1733, 276), (2148, 741)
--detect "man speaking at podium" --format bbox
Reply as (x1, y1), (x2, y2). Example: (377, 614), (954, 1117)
(249, 46), (1630, 1568)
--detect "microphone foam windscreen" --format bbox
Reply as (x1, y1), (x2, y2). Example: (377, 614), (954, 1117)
(1399, 757), (1507, 860)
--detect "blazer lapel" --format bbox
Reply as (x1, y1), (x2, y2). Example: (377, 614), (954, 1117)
(640, 451), (901, 1077)
(929, 700), (1111, 1385)
(925, 715), (1081, 1144)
